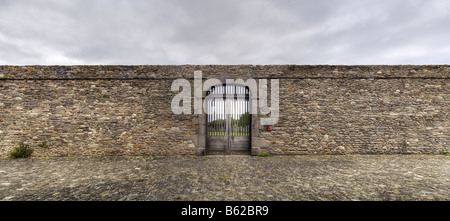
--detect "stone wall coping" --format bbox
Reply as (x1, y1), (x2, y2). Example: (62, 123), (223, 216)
(0, 65), (449, 80)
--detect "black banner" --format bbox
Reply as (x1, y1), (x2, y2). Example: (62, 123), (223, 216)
(1, 201), (447, 220)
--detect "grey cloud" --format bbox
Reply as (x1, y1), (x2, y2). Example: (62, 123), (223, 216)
(0, 0), (449, 65)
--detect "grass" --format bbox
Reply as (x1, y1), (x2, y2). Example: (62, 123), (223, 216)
(257, 152), (270, 157)
(9, 143), (33, 159)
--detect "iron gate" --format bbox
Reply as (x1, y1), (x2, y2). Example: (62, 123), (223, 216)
(205, 84), (251, 154)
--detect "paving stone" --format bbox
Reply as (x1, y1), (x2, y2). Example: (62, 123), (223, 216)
(0, 155), (449, 201)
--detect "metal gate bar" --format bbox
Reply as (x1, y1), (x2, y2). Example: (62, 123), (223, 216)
(206, 84), (250, 154)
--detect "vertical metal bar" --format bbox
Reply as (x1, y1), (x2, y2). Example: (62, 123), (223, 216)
(211, 99), (213, 136)
(221, 100), (224, 136)
(237, 98), (239, 136)
(209, 88), (212, 135)
(242, 99), (244, 136)
(236, 98), (238, 136)
(217, 99), (219, 136)
(222, 99), (224, 136)
(224, 99), (227, 137)
(243, 88), (246, 136)
(209, 98), (211, 136)
(234, 99), (237, 136)
(237, 99), (239, 136)
(236, 97), (241, 136)
(239, 99), (242, 136)
(214, 99), (217, 136)
(247, 100), (249, 136)
(234, 98), (237, 136)
(239, 87), (244, 136)
(244, 99), (246, 136)
(246, 100), (248, 136)
(236, 99), (238, 137)
(215, 99), (217, 136)
(216, 99), (218, 136)
(222, 100), (224, 136)
(219, 100), (221, 136)
(230, 99), (232, 137)
(224, 99), (226, 136)
(245, 99), (247, 136)
(210, 99), (212, 136)
(207, 99), (209, 136)
(241, 86), (243, 136)
(216, 99), (219, 136)
(243, 99), (245, 136)
(218, 100), (221, 136)
(236, 99), (238, 136)
(231, 99), (234, 137)
(227, 99), (230, 137)
(210, 100), (212, 136)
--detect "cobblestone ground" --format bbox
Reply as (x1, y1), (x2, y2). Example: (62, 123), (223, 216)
(0, 155), (449, 201)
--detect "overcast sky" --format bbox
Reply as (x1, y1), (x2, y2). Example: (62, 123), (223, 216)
(0, 0), (449, 65)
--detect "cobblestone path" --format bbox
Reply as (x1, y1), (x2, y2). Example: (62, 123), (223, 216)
(1, 155), (449, 201)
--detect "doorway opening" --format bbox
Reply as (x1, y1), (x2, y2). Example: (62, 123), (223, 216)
(205, 83), (251, 155)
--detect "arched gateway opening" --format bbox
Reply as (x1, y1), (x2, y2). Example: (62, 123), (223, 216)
(205, 83), (251, 155)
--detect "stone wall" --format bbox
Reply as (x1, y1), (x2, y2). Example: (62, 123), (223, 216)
(0, 65), (448, 157)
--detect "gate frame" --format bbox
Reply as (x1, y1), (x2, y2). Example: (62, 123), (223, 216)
(204, 83), (252, 155)
(194, 83), (261, 156)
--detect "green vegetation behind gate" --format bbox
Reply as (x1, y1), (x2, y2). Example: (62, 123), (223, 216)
(208, 131), (249, 136)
